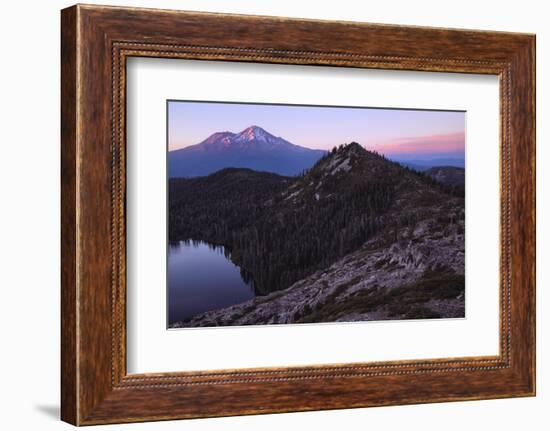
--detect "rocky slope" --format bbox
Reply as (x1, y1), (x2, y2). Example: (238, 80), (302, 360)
(170, 143), (465, 327)
(425, 166), (465, 188)
(171, 213), (464, 327)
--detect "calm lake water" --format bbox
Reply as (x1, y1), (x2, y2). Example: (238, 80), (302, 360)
(168, 240), (256, 325)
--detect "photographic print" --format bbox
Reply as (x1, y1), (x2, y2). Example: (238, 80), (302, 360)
(167, 101), (465, 328)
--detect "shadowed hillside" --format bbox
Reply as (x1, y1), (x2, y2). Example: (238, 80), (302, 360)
(169, 143), (464, 307)
(425, 165), (465, 188)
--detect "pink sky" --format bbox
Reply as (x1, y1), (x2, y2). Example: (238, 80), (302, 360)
(168, 101), (465, 159)
(369, 132), (465, 156)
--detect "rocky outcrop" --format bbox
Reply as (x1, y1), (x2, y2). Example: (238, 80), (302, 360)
(425, 166), (465, 188)
(170, 211), (465, 328)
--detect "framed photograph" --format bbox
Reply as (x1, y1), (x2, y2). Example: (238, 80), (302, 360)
(61, 4), (535, 425)
(165, 101), (467, 329)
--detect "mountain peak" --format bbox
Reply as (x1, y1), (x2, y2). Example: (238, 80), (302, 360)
(169, 125), (326, 177)
(326, 142), (373, 162)
(345, 141), (365, 153)
(202, 131), (236, 146)
(302, 141), (399, 185)
(236, 125), (273, 142)
(242, 125), (264, 132)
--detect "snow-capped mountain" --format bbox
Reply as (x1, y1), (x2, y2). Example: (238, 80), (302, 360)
(230, 125), (300, 149)
(168, 126), (326, 177)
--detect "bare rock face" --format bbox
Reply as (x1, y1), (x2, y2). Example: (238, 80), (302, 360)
(425, 166), (465, 188)
(170, 211), (465, 328)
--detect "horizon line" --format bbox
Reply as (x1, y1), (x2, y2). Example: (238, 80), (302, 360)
(168, 125), (465, 159)
(168, 101), (465, 154)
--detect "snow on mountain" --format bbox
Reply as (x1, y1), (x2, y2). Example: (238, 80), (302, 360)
(234, 125), (271, 143)
(200, 131), (236, 147)
(200, 126), (305, 151)
(169, 125), (326, 177)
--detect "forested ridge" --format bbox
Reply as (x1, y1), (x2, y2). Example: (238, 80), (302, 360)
(169, 142), (464, 295)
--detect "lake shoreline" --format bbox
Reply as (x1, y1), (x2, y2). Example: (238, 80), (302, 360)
(168, 240), (258, 324)
(169, 237), (262, 292)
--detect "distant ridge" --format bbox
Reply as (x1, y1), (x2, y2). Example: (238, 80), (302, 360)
(390, 156), (465, 171)
(168, 125), (326, 178)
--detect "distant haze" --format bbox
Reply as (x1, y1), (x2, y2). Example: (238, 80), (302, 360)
(168, 101), (465, 162)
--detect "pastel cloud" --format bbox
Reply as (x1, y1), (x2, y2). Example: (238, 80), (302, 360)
(370, 132), (465, 156)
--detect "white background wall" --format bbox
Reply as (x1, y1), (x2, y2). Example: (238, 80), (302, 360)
(0, 0), (546, 429)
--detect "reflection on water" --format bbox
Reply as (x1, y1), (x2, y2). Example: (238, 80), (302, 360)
(168, 240), (256, 325)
